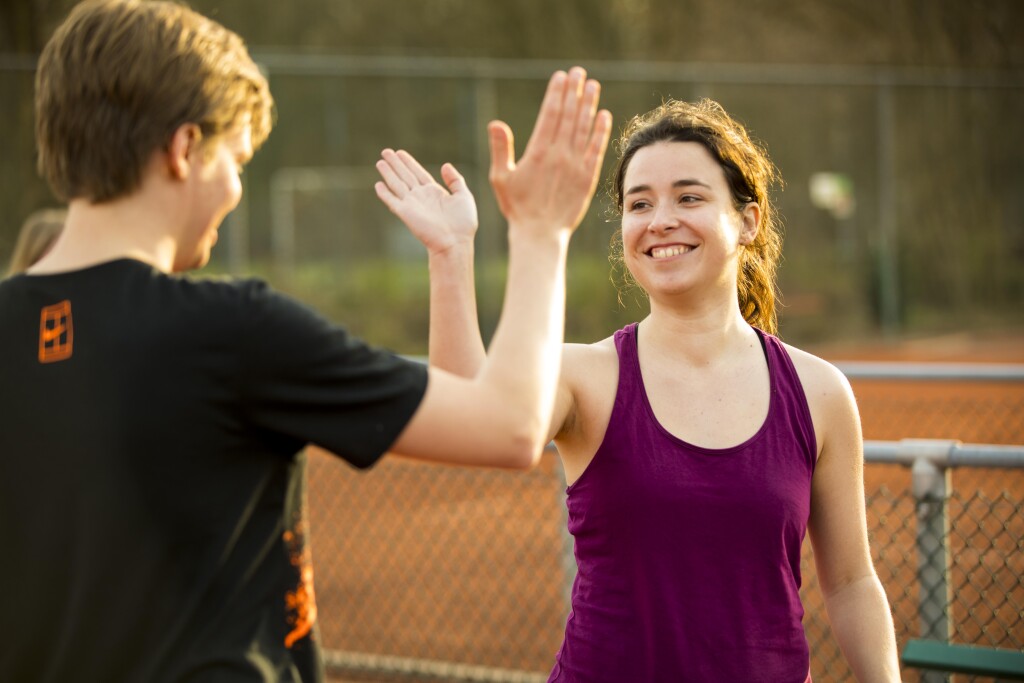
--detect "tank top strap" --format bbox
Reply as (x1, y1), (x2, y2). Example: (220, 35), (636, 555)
(611, 322), (640, 361)
(611, 322), (642, 391)
(756, 327), (819, 468)
(595, 322), (645, 445)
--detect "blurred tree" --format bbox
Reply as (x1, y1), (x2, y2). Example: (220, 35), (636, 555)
(1, 0), (1021, 345)
(0, 0), (75, 52)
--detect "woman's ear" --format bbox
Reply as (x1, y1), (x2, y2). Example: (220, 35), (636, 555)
(739, 202), (761, 245)
(166, 123), (202, 180)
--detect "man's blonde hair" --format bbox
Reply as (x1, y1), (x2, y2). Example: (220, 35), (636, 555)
(36, 0), (274, 203)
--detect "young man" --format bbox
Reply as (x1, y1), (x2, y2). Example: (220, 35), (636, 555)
(0, 1), (611, 681)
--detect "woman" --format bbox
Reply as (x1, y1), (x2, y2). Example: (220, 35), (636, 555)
(374, 93), (900, 682)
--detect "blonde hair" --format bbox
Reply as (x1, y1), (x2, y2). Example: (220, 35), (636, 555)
(609, 99), (784, 335)
(7, 209), (66, 275)
(36, 0), (274, 203)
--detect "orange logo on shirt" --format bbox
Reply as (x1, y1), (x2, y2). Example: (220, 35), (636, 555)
(39, 300), (73, 363)
(283, 523), (318, 648)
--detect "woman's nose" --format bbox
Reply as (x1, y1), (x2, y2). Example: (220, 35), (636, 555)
(647, 204), (678, 232)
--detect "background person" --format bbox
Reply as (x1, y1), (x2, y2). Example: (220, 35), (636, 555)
(0, 1), (611, 681)
(377, 98), (901, 682)
(6, 207), (65, 275)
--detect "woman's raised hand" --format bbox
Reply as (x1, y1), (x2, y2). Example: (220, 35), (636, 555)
(488, 66), (612, 240)
(375, 150), (479, 256)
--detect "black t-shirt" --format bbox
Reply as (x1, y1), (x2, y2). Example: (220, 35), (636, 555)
(0, 259), (428, 682)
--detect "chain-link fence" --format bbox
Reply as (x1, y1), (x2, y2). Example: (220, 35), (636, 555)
(309, 451), (566, 682)
(838, 363), (1024, 447)
(9, 55), (1022, 348)
(308, 365), (1024, 683)
(802, 450), (1024, 683)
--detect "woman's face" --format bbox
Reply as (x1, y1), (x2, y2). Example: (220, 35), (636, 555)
(619, 140), (758, 300)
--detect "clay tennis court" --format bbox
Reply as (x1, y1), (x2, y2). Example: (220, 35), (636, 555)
(308, 335), (1023, 682)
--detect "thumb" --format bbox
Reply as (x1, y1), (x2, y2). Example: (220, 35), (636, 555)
(487, 120), (515, 185)
(441, 163), (468, 196)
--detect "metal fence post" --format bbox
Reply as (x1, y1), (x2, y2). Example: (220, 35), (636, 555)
(907, 440), (956, 683)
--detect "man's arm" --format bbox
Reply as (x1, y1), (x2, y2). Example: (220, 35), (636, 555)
(379, 67), (611, 468)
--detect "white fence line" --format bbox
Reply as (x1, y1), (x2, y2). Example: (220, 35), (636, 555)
(836, 361), (1024, 381)
(865, 439), (1024, 468)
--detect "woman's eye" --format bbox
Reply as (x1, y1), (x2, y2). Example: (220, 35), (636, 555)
(628, 200), (650, 211)
(680, 195), (700, 203)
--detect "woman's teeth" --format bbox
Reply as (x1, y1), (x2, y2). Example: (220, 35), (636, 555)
(650, 245), (693, 259)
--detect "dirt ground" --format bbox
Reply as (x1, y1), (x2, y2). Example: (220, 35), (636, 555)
(309, 332), (1024, 683)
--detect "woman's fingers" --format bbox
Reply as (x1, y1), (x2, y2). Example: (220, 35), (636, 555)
(374, 180), (401, 214)
(375, 155), (408, 198)
(396, 149), (435, 185)
(380, 148), (419, 188)
(441, 163), (468, 195)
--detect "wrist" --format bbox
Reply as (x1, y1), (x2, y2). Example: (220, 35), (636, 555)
(428, 241), (475, 273)
(507, 223), (573, 251)
(426, 234), (475, 259)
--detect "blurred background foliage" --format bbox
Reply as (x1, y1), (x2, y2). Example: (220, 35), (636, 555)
(1, 0), (1022, 352)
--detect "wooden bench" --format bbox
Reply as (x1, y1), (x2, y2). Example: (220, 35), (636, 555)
(901, 639), (1024, 680)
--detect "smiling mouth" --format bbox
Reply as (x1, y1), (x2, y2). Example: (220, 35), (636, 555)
(649, 245), (694, 259)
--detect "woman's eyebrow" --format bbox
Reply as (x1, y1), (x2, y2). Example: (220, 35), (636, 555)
(625, 178), (712, 196)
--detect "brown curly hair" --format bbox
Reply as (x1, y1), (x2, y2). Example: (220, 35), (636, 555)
(609, 99), (783, 335)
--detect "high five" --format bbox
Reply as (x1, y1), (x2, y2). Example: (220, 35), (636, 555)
(379, 97), (901, 682)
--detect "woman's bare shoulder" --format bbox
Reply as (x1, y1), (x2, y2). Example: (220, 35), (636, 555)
(556, 334), (621, 470)
(782, 341), (856, 411)
(562, 335), (618, 377)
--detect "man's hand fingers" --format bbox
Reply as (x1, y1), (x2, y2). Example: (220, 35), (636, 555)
(488, 120), (515, 181)
(585, 109), (614, 178)
(521, 70), (567, 158)
(487, 121), (516, 215)
(552, 66), (585, 148)
(573, 78), (601, 152)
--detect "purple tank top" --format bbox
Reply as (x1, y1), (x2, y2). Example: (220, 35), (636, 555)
(548, 323), (817, 683)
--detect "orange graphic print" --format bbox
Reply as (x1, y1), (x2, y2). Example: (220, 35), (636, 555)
(38, 300), (73, 363)
(283, 522), (318, 648)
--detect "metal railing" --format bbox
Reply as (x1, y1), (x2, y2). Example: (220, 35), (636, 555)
(835, 361), (1024, 382)
(865, 440), (1023, 683)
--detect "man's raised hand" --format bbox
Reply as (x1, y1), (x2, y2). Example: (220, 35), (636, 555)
(488, 66), (612, 240)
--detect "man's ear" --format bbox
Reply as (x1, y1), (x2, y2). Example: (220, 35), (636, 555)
(739, 202), (761, 245)
(167, 123), (202, 180)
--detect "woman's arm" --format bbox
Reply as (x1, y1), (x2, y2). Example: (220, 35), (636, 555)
(804, 359), (902, 682)
(374, 151), (485, 376)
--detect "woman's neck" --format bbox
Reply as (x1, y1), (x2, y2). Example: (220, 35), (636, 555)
(639, 294), (755, 367)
